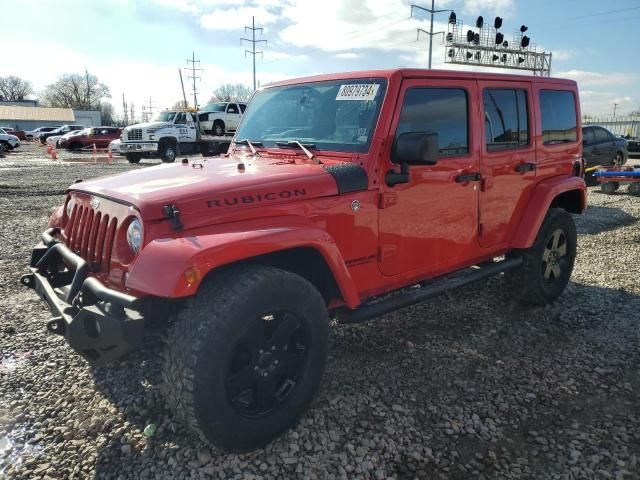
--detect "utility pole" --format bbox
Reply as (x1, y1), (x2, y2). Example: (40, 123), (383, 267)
(411, 1), (450, 69)
(122, 93), (128, 125)
(186, 52), (202, 110)
(613, 103), (618, 118)
(178, 69), (189, 108)
(130, 103), (135, 125)
(147, 97), (153, 118)
(241, 16), (267, 91)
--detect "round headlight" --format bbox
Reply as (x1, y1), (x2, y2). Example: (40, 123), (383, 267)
(66, 198), (74, 217)
(126, 219), (143, 254)
(149, 134), (155, 140)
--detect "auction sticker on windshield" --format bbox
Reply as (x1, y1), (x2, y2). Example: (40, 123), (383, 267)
(336, 84), (379, 101)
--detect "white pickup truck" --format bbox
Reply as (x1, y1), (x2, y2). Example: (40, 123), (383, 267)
(120, 111), (231, 163)
(198, 102), (246, 136)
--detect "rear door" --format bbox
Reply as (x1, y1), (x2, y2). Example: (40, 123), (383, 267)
(478, 81), (535, 247)
(378, 78), (480, 276)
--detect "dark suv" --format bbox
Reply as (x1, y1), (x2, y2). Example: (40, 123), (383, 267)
(582, 126), (628, 168)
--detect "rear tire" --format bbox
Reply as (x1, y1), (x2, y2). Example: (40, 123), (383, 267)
(612, 152), (624, 167)
(126, 153), (141, 164)
(506, 208), (577, 306)
(161, 266), (329, 452)
(0, 141), (8, 152)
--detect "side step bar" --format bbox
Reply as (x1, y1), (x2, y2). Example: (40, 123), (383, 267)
(336, 257), (522, 324)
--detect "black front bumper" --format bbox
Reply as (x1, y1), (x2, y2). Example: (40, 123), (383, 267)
(21, 228), (144, 366)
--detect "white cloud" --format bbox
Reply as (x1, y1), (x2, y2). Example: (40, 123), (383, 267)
(556, 70), (638, 88)
(462, 0), (514, 15)
(200, 6), (280, 31)
(336, 53), (359, 59)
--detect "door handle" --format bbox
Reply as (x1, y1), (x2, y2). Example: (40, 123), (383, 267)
(455, 172), (481, 183)
(515, 162), (536, 173)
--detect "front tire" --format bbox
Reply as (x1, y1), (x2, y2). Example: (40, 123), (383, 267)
(162, 266), (329, 452)
(125, 153), (141, 163)
(506, 208), (577, 305)
(213, 120), (225, 136)
(159, 142), (176, 162)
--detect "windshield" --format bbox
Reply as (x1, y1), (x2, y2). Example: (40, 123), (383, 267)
(152, 111), (177, 122)
(235, 78), (387, 153)
(201, 103), (227, 113)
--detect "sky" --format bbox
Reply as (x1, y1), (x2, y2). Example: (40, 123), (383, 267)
(1, 0), (639, 120)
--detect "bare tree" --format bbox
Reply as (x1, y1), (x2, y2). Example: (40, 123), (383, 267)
(0, 76), (34, 101)
(209, 83), (253, 103)
(99, 102), (115, 125)
(171, 100), (189, 111)
(41, 73), (111, 110)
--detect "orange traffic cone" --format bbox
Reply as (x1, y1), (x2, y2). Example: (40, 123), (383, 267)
(47, 144), (52, 154)
(107, 147), (113, 163)
(51, 149), (58, 160)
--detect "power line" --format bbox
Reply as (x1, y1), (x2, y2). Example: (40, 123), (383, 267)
(241, 16), (267, 91)
(186, 52), (203, 110)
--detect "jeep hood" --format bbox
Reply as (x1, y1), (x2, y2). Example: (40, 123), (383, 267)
(70, 154), (343, 220)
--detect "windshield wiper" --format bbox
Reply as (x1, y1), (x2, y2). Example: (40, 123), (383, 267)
(275, 140), (319, 163)
(236, 138), (263, 156)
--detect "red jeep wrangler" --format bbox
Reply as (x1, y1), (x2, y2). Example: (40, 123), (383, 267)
(22, 69), (586, 452)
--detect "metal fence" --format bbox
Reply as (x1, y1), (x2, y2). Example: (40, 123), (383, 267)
(583, 116), (640, 138)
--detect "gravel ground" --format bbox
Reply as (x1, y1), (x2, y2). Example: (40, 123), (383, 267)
(1, 144), (639, 480)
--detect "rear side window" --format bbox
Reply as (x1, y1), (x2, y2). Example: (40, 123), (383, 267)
(239, 104), (247, 113)
(594, 127), (610, 143)
(483, 89), (529, 150)
(539, 90), (577, 145)
(395, 88), (468, 156)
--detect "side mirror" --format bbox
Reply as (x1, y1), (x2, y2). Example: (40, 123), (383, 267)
(392, 132), (439, 165)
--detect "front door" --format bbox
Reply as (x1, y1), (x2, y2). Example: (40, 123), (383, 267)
(378, 79), (480, 277)
(477, 81), (536, 247)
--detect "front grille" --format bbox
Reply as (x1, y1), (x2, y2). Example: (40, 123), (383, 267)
(66, 205), (118, 272)
(127, 129), (142, 141)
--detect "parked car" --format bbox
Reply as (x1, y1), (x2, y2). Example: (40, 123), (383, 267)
(108, 138), (123, 156)
(39, 125), (86, 144)
(29, 127), (56, 140)
(1, 127), (27, 140)
(23, 68), (587, 453)
(58, 126), (122, 150)
(582, 126), (628, 168)
(198, 102), (246, 135)
(32, 126), (62, 141)
(0, 128), (21, 151)
(46, 130), (84, 148)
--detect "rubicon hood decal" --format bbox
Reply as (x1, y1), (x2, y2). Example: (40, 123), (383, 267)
(207, 188), (307, 208)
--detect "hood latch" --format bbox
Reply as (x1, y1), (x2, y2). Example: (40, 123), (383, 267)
(163, 204), (183, 231)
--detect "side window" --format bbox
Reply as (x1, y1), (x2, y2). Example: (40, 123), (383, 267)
(594, 128), (610, 143)
(395, 88), (468, 156)
(175, 113), (186, 125)
(239, 104), (247, 113)
(582, 128), (594, 145)
(227, 104), (239, 114)
(539, 90), (577, 145)
(483, 89), (529, 150)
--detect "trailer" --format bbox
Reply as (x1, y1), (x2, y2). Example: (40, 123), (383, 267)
(594, 165), (640, 195)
